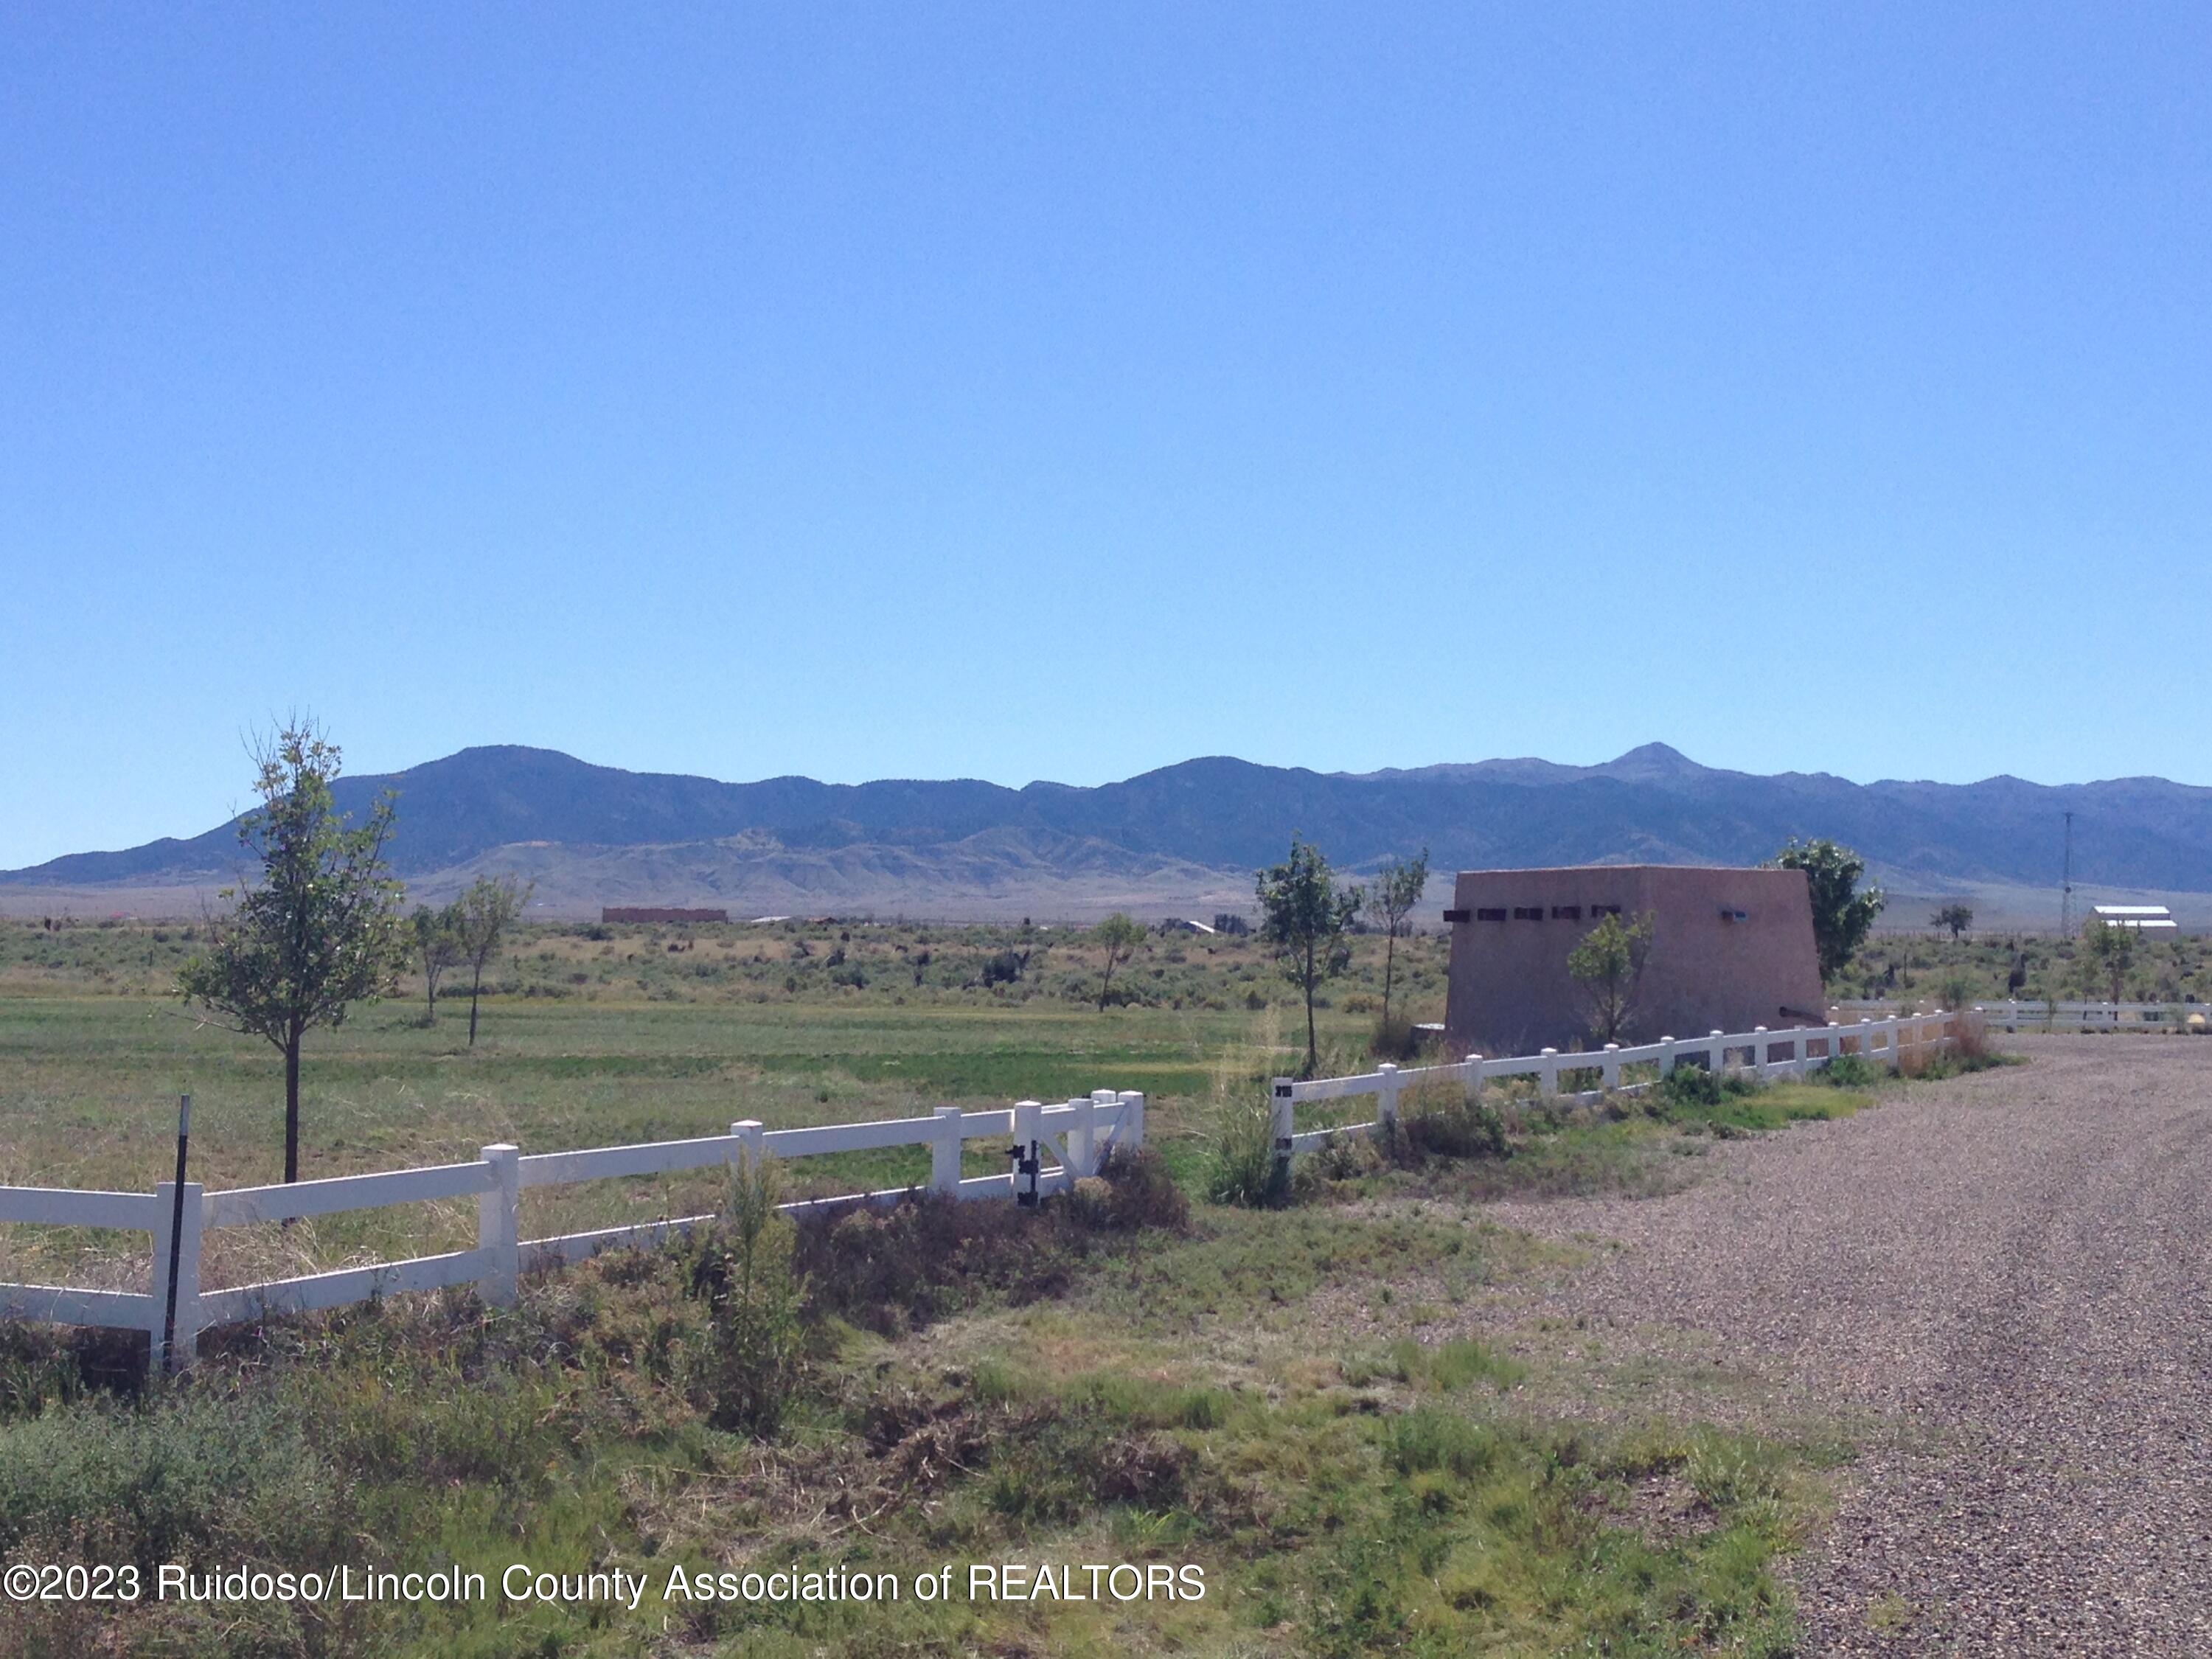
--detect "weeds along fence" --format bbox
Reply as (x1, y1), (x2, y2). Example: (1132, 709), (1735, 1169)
(0, 1091), (1144, 1366)
(1273, 1012), (1961, 1162)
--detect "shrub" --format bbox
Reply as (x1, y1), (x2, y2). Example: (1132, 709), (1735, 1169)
(1950, 1009), (1992, 1063)
(1068, 1147), (1190, 1233)
(1820, 1052), (1882, 1088)
(0, 1324), (143, 1423)
(983, 1406), (1194, 1525)
(0, 1394), (336, 1566)
(684, 1157), (807, 1438)
(1368, 1014), (1419, 1062)
(1658, 1062), (1725, 1110)
(1388, 1337), (1526, 1393)
(1206, 1087), (1287, 1208)
(1382, 1406), (1500, 1478)
(1401, 1084), (1509, 1162)
(797, 1150), (1185, 1335)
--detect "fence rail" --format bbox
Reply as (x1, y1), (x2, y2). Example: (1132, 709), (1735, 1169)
(1832, 998), (2208, 1033)
(1273, 1012), (1960, 1157)
(0, 1091), (1145, 1364)
(0, 1010), (1988, 1360)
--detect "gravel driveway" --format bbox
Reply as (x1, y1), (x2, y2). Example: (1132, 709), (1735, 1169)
(1475, 1035), (2212, 1657)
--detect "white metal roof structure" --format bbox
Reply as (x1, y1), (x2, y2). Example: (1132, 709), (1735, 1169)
(2092, 905), (2178, 930)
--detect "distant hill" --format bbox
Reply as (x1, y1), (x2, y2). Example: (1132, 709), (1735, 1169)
(4, 742), (2208, 919)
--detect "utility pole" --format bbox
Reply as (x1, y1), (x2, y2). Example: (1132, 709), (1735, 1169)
(2060, 810), (2075, 936)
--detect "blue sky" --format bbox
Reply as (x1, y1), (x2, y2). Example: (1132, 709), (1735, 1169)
(3, 4), (2206, 869)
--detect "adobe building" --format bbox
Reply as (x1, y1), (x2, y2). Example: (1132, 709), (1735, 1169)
(1442, 865), (1827, 1055)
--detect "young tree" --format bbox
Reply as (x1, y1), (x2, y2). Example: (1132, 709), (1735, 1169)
(412, 902), (463, 1023)
(1090, 912), (1147, 1012)
(1771, 838), (1885, 981)
(1256, 835), (1365, 1077)
(2081, 917), (2136, 1004)
(177, 723), (406, 1183)
(1371, 846), (1430, 1030)
(1567, 910), (1658, 1045)
(1931, 903), (1974, 942)
(456, 875), (532, 1047)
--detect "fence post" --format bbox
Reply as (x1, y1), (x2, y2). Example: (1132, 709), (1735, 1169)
(1377, 1062), (1399, 1135)
(476, 1144), (520, 1307)
(1753, 1027), (1770, 1081)
(1658, 1037), (1676, 1078)
(1060, 1094), (1093, 1179)
(1085, 1089), (1118, 1175)
(1601, 1043), (1621, 1090)
(1882, 1018), (1901, 1073)
(1013, 1100), (1042, 1207)
(150, 1181), (204, 1367)
(1539, 1048), (1559, 1096)
(1116, 1091), (1146, 1155)
(1709, 1031), (1725, 1075)
(930, 1107), (964, 1195)
(727, 1120), (767, 1205)
(1271, 1078), (1295, 1187)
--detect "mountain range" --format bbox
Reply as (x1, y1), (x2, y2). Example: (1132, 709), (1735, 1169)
(6, 743), (2208, 924)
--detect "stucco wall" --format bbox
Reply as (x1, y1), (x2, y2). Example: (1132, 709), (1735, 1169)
(1442, 865), (1827, 1054)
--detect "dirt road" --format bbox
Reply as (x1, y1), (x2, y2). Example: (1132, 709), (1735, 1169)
(1480, 1036), (2212, 1656)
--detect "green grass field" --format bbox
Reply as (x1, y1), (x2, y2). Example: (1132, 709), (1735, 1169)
(0, 918), (1446, 1287)
(0, 917), (1967, 1655)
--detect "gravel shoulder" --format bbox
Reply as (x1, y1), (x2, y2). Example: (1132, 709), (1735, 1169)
(1467, 1037), (2212, 1657)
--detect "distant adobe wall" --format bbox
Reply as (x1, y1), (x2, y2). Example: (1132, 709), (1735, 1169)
(1443, 866), (1826, 1054)
(600, 907), (730, 925)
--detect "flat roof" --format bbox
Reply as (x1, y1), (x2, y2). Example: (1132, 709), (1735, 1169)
(1454, 863), (1795, 877)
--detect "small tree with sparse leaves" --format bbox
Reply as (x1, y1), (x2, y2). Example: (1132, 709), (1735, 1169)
(178, 723), (406, 1183)
(1256, 836), (1364, 1077)
(456, 875), (532, 1046)
(412, 902), (463, 1022)
(1567, 910), (1657, 1046)
(1372, 846), (1430, 1029)
(2081, 917), (2135, 1005)
(1090, 913), (1147, 1011)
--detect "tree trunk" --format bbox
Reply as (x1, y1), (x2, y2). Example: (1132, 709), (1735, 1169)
(469, 964), (483, 1047)
(1304, 941), (1319, 1076)
(283, 1037), (302, 1184)
(1382, 932), (1398, 1026)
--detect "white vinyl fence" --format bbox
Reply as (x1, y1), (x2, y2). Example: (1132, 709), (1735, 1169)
(0, 1091), (1144, 1366)
(1979, 1001), (2202, 1033)
(1272, 1012), (1961, 1159)
(1833, 997), (2206, 1032)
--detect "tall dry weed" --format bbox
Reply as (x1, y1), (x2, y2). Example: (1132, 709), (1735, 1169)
(1204, 1010), (1290, 1207)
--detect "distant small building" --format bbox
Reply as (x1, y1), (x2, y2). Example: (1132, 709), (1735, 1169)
(2092, 905), (2177, 931)
(1443, 865), (1826, 1055)
(1158, 917), (1216, 935)
(600, 907), (730, 925)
